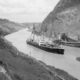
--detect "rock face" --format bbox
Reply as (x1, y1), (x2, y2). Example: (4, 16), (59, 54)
(41, 0), (80, 38)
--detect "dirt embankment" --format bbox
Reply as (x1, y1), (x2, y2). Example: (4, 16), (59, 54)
(0, 37), (78, 80)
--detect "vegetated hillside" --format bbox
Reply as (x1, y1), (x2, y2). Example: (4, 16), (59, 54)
(0, 36), (78, 80)
(0, 19), (26, 36)
(41, 0), (80, 38)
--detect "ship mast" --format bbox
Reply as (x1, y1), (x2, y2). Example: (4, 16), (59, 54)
(31, 25), (36, 40)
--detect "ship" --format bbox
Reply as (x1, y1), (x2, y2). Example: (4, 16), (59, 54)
(26, 38), (64, 55)
(26, 26), (65, 54)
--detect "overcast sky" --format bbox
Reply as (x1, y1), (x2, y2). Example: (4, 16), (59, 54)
(0, 0), (60, 23)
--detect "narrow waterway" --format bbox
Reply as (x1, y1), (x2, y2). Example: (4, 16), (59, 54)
(5, 28), (80, 80)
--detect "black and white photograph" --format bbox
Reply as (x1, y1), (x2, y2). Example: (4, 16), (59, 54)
(0, 0), (80, 80)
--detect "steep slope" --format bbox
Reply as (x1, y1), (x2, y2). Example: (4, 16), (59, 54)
(41, 0), (80, 38)
(0, 36), (78, 80)
(0, 19), (26, 36)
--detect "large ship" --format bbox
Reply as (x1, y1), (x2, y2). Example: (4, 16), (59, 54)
(26, 33), (64, 54)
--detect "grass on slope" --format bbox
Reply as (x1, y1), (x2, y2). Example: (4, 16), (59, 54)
(0, 36), (78, 80)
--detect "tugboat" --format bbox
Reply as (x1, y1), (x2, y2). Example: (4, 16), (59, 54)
(54, 33), (80, 47)
(54, 40), (80, 47)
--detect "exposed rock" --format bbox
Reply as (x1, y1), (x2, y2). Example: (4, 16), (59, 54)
(41, 0), (80, 38)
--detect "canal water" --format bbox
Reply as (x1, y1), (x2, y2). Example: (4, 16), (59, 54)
(5, 28), (80, 80)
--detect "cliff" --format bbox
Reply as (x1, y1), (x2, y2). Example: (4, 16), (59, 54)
(41, 0), (80, 38)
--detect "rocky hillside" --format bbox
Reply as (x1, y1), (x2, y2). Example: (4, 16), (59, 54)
(41, 0), (80, 38)
(0, 19), (26, 36)
(0, 36), (78, 80)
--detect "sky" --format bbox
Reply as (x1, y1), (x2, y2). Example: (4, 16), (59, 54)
(0, 0), (60, 23)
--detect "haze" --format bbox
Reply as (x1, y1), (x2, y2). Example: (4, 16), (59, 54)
(0, 0), (60, 23)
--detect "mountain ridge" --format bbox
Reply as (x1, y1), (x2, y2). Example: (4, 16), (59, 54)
(0, 18), (26, 36)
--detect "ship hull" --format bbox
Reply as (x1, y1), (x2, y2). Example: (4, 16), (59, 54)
(27, 41), (64, 55)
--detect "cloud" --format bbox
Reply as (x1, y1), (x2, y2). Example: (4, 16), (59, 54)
(0, 0), (59, 13)
(0, 0), (60, 22)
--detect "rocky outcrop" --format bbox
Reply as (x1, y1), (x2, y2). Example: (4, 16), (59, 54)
(41, 0), (80, 38)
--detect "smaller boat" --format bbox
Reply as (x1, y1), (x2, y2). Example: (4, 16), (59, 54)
(26, 38), (64, 55)
(54, 33), (80, 47)
(54, 40), (80, 47)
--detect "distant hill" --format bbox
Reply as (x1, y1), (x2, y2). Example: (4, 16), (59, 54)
(41, 0), (80, 38)
(22, 23), (41, 27)
(22, 22), (41, 30)
(0, 19), (26, 36)
(0, 18), (41, 36)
